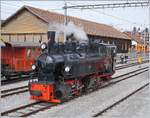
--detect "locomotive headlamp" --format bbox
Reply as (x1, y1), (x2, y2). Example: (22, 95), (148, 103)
(65, 66), (70, 72)
(41, 43), (47, 50)
(32, 65), (36, 70)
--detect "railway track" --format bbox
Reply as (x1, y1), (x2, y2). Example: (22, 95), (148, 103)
(99, 67), (148, 90)
(1, 66), (148, 117)
(115, 59), (149, 70)
(93, 83), (149, 117)
(1, 101), (56, 117)
(1, 63), (149, 98)
(116, 57), (148, 64)
(1, 72), (36, 85)
(1, 85), (28, 98)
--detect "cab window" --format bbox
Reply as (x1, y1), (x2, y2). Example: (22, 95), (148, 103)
(99, 46), (106, 57)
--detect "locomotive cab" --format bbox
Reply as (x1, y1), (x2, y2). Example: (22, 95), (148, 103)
(106, 45), (117, 72)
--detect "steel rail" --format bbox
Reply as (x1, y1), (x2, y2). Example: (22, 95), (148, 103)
(101, 68), (148, 89)
(1, 101), (56, 117)
(20, 103), (56, 117)
(116, 60), (149, 70)
(93, 83), (149, 117)
(1, 89), (28, 98)
(1, 85), (28, 93)
(1, 101), (41, 116)
(1, 73), (36, 86)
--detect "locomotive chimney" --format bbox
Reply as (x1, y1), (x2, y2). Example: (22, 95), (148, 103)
(47, 31), (56, 53)
(66, 33), (75, 42)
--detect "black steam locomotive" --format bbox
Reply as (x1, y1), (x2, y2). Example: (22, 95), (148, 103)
(29, 31), (117, 103)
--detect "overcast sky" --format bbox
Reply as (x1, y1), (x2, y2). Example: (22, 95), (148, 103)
(1, 0), (149, 31)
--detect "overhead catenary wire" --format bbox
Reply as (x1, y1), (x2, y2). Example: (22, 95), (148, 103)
(90, 9), (139, 25)
(66, 1), (148, 29)
(2, 1), (147, 25)
(1, 1), (148, 30)
(65, 1), (149, 9)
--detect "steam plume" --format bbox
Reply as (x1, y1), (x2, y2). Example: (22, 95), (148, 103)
(48, 21), (88, 43)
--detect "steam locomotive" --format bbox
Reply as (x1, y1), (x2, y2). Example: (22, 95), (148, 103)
(29, 31), (117, 103)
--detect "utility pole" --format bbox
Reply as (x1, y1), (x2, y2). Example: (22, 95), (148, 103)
(64, 2), (67, 26)
(143, 29), (146, 58)
(63, 2), (67, 42)
(148, 0), (150, 85)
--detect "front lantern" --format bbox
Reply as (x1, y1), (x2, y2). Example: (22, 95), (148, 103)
(65, 66), (70, 72)
(32, 65), (36, 70)
(41, 43), (47, 51)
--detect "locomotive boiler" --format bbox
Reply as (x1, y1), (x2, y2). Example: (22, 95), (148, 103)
(29, 30), (117, 103)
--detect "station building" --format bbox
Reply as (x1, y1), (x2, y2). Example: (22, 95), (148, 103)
(124, 31), (149, 53)
(1, 5), (131, 53)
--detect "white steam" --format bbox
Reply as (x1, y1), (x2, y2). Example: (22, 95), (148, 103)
(48, 21), (88, 43)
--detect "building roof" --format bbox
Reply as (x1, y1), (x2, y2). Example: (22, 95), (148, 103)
(2, 5), (131, 40)
(4, 42), (41, 47)
(0, 38), (40, 47)
(1, 20), (5, 24)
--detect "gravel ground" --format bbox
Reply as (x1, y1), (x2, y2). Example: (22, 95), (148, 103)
(1, 81), (28, 91)
(112, 63), (148, 78)
(28, 69), (149, 118)
(1, 92), (35, 113)
(98, 86), (150, 118)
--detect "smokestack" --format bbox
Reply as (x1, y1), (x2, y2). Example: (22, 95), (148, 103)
(47, 31), (55, 41)
(47, 31), (56, 53)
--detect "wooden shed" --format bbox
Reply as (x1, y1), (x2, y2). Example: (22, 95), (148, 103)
(1, 5), (131, 53)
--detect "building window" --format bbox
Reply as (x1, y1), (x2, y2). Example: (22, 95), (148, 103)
(122, 44), (124, 50)
(112, 41), (115, 45)
(125, 43), (127, 50)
